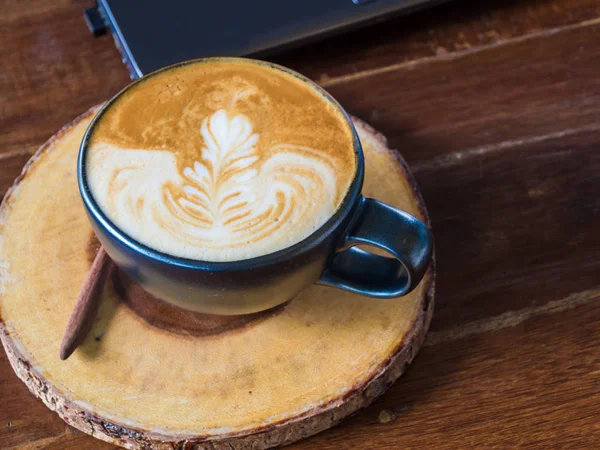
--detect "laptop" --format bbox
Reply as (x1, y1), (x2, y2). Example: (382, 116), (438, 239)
(85, 0), (447, 79)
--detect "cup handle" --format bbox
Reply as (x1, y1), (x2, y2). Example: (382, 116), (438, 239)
(318, 197), (433, 298)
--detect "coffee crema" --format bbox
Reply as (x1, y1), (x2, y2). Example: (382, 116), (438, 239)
(86, 59), (356, 261)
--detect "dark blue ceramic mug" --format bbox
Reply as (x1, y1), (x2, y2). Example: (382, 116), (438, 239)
(78, 59), (433, 315)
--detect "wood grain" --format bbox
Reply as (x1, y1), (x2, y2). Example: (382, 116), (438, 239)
(325, 19), (600, 163)
(11, 431), (118, 450)
(1, 0), (600, 448)
(0, 0), (129, 157)
(420, 129), (600, 331)
(0, 353), (67, 449)
(275, 0), (600, 81)
(287, 291), (600, 449)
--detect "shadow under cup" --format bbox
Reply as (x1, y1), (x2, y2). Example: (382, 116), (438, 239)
(78, 57), (433, 315)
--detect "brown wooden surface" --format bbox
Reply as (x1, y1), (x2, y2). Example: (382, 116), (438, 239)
(1, 0), (599, 448)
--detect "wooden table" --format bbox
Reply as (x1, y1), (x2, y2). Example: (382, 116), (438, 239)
(2, 0), (599, 448)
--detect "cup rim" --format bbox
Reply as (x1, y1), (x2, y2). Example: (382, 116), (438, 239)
(78, 57), (365, 272)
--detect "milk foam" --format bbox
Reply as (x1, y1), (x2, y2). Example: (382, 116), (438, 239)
(86, 60), (355, 261)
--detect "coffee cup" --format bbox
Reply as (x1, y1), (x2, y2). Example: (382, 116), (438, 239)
(78, 57), (432, 315)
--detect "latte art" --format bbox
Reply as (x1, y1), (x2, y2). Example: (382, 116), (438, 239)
(86, 60), (356, 261)
(90, 110), (337, 260)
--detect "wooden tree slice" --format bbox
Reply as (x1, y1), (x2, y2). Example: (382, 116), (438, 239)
(0, 105), (435, 450)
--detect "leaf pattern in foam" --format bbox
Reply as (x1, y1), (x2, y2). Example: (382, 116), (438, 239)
(179, 109), (259, 226)
(156, 108), (338, 255)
